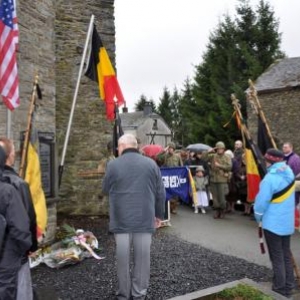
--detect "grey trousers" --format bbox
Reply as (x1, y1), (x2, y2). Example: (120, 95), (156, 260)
(17, 261), (33, 300)
(115, 233), (152, 300)
(264, 229), (295, 297)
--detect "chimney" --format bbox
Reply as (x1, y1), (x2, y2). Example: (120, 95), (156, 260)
(143, 101), (152, 116)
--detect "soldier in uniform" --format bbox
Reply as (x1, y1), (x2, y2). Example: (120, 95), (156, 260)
(157, 142), (183, 214)
(98, 141), (116, 174)
(202, 141), (232, 219)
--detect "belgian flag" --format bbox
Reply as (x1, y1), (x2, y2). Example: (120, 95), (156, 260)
(235, 112), (266, 202)
(85, 25), (125, 120)
(25, 129), (47, 239)
(244, 138), (266, 202)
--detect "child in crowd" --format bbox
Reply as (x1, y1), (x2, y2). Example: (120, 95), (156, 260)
(193, 166), (209, 214)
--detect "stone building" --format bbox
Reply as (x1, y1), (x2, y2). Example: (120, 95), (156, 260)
(120, 103), (172, 147)
(247, 57), (300, 153)
(0, 0), (118, 240)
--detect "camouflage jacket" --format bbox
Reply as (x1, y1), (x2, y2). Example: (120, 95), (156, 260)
(202, 152), (232, 183)
(98, 155), (116, 174)
(156, 152), (183, 167)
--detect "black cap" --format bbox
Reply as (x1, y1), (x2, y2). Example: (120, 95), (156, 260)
(264, 148), (284, 164)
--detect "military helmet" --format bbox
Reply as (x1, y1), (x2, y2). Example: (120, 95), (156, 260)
(168, 142), (176, 149)
(215, 141), (225, 149)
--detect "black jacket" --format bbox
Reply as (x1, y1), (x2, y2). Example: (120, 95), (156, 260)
(0, 177), (32, 268)
(185, 157), (210, 177)
(3, 166), (38, 254)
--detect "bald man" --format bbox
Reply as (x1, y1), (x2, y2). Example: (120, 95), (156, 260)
(102, 134), (165, 300)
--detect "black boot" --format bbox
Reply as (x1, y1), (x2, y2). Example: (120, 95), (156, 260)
(213, 209), (220, 219)
(219, 209), (225, 219)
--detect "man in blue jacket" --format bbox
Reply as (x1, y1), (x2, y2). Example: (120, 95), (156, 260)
(102, 134), (165, 300)
(254, 148), (295, 298)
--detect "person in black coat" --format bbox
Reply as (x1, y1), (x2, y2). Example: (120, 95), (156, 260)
(0, 145), (32, 300)
(0, 137), (38, 300)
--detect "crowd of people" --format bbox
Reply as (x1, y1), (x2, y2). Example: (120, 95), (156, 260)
(152, 140), (300, 221)
(1, 132), (300, 299)
(152, 139), (300, 298)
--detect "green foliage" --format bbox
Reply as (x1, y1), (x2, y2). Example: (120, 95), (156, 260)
(157, 87), (173, 128)
(177, 78), (196, 146)
(134, 94), (156, 112)
(215, 283), (273, 300)
(187, 0), (283, 148)
(141, 0), (282, 149)
(55, 223), (76, 240)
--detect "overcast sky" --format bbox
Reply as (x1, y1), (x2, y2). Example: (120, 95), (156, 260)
(114, 0), (299, 112)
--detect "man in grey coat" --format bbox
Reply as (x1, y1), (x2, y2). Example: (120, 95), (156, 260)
(102, 134), (165, 300)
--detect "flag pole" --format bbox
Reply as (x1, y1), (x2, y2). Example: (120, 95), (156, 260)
(58, 14), (95, 188)
(6, 110), (12, 138)
(247, 79), (277, 148)
(19, 75), (39, 179)
(231, 94), (266, 175)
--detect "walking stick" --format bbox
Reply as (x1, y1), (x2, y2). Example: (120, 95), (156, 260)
(258, 222), (266, 254)
(291, 250), (300, 288)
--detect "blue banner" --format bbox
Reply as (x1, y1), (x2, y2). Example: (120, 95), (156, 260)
(160, 167), (191, 203)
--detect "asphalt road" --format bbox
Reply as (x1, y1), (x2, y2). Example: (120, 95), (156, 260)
(167, 204), (300, 269)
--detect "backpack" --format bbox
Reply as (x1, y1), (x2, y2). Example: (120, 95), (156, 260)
(0, 214), (6, 249)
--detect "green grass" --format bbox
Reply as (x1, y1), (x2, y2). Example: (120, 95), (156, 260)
(213, 283), (273, 300)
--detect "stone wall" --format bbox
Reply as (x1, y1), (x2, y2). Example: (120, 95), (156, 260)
(0, 0), (56, 151)
(0, 0), (117, 221)
(55, 0), (115, 215)
(0, 0), (57, 242)
(247, 87), (300, 153)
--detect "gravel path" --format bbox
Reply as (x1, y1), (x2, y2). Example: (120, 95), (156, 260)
(31, 217), (272, 300)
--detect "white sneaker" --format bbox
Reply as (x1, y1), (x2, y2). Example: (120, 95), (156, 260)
(194, 208), (199, 214)
(201, 208), (206, 214)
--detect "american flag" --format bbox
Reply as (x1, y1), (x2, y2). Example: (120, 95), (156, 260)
(0, 0), (19, 110)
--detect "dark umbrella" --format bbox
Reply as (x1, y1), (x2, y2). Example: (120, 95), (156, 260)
(186, 143), (212, 152)
(141, 144), (164, 159)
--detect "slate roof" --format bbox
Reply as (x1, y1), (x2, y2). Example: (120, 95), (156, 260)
(120, 111), (161, 128)
(253, 57), (300, 92)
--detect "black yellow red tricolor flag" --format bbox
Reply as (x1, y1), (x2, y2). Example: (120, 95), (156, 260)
(25, 128), (47, 239)
(85, 25), (125, 120)
(235, 112), (266, 202)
